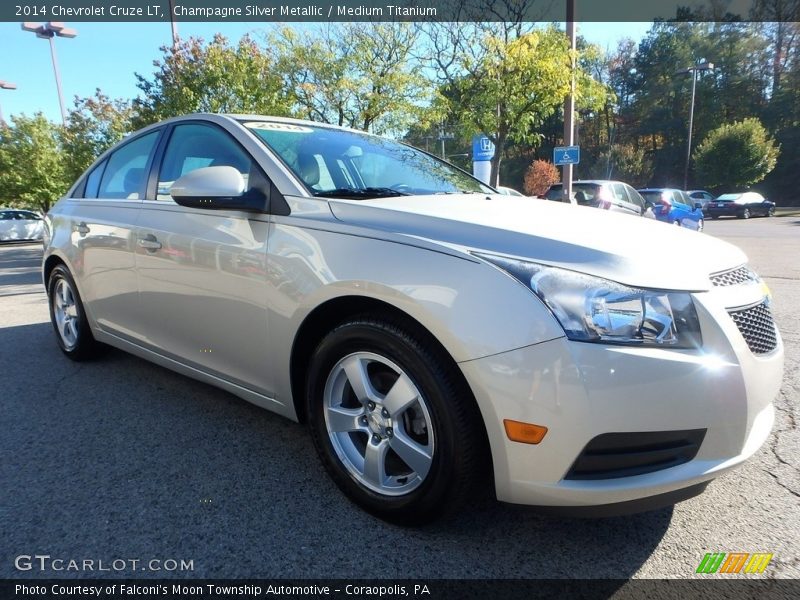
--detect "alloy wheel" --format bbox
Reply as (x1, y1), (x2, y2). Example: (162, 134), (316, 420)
(53, 278), (79, 350)
(322, 351), (434, 496)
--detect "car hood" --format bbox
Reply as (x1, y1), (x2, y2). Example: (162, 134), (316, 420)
(328, 194), (747, 291)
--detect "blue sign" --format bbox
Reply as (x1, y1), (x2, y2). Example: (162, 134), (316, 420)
(554, 145), (580, 165)
(472, 135), (495, 161)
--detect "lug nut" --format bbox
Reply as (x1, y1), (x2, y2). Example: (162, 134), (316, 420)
(368, 401), (376, 411)
(360, 416), (367, 425)
(386, 427), (393, 437)
(381, 408), (390, 418)
(372, 434), (381, 444)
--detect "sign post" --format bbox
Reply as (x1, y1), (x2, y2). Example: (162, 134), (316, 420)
(472, 135), (495, 185)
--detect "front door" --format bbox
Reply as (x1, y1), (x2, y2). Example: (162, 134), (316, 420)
(133, 122), (273, 395)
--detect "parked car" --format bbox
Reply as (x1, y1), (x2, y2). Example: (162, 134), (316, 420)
(638, 188), (705, 231)
(0, 208), (45, 242)
(544, 180), (654, 218)
(704, 192), (776, 219)
(687, 190), (715, 209)
(495, 186), (525, 197)
(43, 114), (783, 524)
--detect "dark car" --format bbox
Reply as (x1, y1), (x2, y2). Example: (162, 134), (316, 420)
(687, 190), (715, 209)
(544, 180), (654, 218)
(704, 192), (776, 219)
(638, 188), (704, 231)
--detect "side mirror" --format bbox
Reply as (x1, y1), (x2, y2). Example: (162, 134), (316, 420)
(170, 166), (266, 212)
(694, 202), (703, 210)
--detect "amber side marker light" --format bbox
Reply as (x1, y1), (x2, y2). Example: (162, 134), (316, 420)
(504, 419), (548, 444)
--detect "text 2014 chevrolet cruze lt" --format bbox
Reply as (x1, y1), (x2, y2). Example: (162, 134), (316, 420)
(42, 114), (783, 524)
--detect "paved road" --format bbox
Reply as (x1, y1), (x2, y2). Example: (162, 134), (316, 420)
(1, 217), (798, 580)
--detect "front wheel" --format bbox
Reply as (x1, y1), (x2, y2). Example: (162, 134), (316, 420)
(768, 206), (776, 217)
(306, 316), (487, 524)
(739, 208), (751, 219)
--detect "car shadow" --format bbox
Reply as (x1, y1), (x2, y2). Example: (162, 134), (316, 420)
(0, 321), (671, 580)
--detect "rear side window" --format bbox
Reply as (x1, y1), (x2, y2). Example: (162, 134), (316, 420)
(611, 183), (628, 203)
(98, 131), (160, 200)
(83, 160), (107, 199)
(625, 185), (644, 210)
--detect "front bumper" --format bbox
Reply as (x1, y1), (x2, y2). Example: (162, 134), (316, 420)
(459, 284), (783, 512)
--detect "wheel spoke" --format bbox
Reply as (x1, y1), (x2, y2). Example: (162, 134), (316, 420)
(326, 405), (365, 433)
(67, 319), (77, 341)
(342, 355), (374, 403)
(59, 282), (69, 305)
(61, 318), (71, 339)
(390, 431), (433, 479)
(383, 372), (419, 417)
(363, 440), (388, 487)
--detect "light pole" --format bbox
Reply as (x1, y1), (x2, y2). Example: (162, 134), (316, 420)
(21, 21), (78, 125)
(678, 60), (714, 190)
(0, 80), (17, 127)
(562, 0), (576, 202)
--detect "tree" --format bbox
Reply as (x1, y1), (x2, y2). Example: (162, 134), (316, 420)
(271, 23), (435, 135)
(523, 160), (560, 196)
(693, 118), (780, 188)
(0, 113), (68, 213)
(426, 24), (606, 186)
(62, 90), (134, 184)
(132, 34), (293, 128)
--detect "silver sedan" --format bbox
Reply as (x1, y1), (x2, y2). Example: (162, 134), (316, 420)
(42, 114), (783, 524)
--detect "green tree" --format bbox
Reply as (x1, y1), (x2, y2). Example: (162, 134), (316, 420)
(62, 90), (134, 184)
(694, 118), (780, 188)
(426, 24), (607, 185)
(272, 23), (435, 135)
(132, 34), (293, 128)
(0, 113), (68, 213)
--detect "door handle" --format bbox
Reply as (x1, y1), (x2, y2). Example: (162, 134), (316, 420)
(76, 222), (90, 236)
(137, 235), (162, 251)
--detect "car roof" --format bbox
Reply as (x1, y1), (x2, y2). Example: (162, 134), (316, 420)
(638, 188), (682, 192)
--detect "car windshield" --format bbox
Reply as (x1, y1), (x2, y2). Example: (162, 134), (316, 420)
(640, 190), (668, 203)
(243, 121), (493, 198)
(545, 183), (599, 205)
(716, 194), (742, 202)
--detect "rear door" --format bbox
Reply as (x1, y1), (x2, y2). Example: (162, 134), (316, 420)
(67, 129), (162, 338)
(134, 121), (274, 395)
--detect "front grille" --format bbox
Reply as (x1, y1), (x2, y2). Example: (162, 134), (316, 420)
(728, 301), (778, 354)
(710, 265), (758, 287)
(565, 429), (706, 480)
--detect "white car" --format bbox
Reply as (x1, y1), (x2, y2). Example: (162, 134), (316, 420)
(42, 114), (783, 524)
(0, 208), (45, 241)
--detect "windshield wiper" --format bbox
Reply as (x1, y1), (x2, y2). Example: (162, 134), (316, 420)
(314, 187), (410, 199)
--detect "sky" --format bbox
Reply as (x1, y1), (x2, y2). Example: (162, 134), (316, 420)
(0, 21), (653, 124)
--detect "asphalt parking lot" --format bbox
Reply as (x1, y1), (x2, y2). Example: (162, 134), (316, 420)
(1, 216), (798, 580)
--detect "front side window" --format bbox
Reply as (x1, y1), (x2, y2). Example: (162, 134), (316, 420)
(244, 121), (492, 198)
(98, 132), (160, 200)
(158, 124), (254, 201)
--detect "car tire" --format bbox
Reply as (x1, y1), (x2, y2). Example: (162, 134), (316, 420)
(47, 265), (102, 361)
(674, 219), (681, 227)
(740, 208), (751, 219)
(768, 206), (775, 217)
(306, 315), (487, 525)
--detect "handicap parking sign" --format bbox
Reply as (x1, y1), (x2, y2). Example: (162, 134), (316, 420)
(554, 146), (580, 165)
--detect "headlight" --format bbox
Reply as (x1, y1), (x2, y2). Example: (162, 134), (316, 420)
(475, 253), (702, 348)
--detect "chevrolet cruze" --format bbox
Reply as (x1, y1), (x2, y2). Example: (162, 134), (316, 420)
(42, 114), (784, 524)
